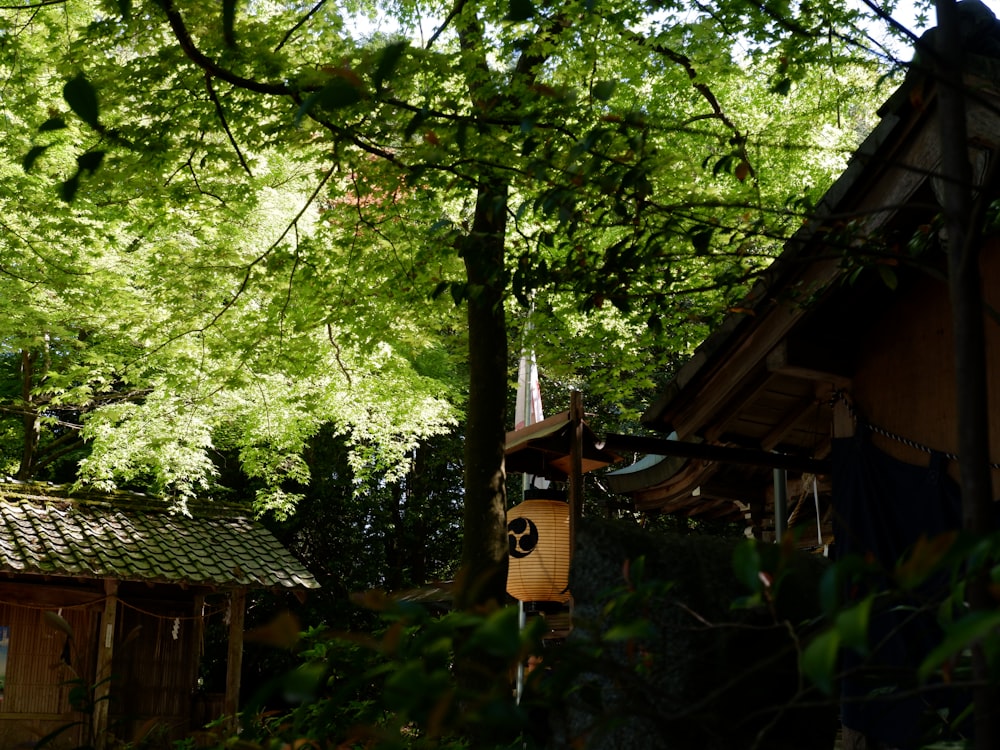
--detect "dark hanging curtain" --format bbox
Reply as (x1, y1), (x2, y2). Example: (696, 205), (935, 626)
(832, 431), (969, 748)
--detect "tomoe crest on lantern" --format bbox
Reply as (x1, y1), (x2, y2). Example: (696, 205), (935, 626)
(506, 498), (570, 603)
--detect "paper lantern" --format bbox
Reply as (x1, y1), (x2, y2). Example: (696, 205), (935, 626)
(506, 499), (571, 603)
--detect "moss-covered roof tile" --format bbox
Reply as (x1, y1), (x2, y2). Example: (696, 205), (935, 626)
(0, 482), (319, 590)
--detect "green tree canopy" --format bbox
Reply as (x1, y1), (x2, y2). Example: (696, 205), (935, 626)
(0, 0), (909, 606)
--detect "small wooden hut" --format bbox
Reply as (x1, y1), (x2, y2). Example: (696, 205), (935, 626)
(0, 481), (318, 749)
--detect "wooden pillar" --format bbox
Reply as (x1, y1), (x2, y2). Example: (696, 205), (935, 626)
(223, 588), (247, 731)
(773, 468), (788, 543)
(568, 390), (584, 556)
(93, 578), (118, 750)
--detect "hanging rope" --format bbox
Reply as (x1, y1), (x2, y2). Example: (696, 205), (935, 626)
(0, 593), (230, 621)
(832, 390), (1000, 469)
(812, 475), (823, 546)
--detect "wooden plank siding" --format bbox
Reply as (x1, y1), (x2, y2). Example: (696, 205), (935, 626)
(109, 598), (203, 743)
(0, 583), (212, 747)
(0, 601), (94, 748)
(852, 236), (1000, 492)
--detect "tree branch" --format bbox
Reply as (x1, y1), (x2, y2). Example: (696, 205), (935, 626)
(158, 0), (291, 96)
(204, 73), (253, 177)
(275, 0), (327, 53)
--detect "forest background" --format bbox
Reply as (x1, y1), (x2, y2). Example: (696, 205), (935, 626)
(0, 0), (987, 744)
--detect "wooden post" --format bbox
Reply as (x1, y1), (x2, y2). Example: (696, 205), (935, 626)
(568, 390), (584, 556)
(223, 588), (247, 731)
(93, 578), (118, 750)
(773, 468), (788, 543)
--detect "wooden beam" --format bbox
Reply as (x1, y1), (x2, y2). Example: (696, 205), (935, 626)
(651, 256), (845, 438)
(759, 394), (819, 452)
(765, 339), (853, 388)
(703, 366), (776, 444)
(92, 578), (118, 750)
(224, 588), (247, 731)
(600, 433), (831, 474)
(0, 581), (103, 608)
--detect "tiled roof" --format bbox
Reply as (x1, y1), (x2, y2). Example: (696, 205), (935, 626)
(0, 482), (319, 590)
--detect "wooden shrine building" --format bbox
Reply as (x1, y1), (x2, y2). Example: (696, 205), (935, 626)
(0, 481), (318, 748)
(602, 2), (1000, 746)
(605, 4), (1000, 539)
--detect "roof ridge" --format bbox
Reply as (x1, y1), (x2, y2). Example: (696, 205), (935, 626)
(0, 480), (253, 518)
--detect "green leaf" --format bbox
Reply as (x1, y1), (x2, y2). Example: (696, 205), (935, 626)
(39, 117), (67, 132)
(834, 598), (872, 656)
(712, 154), (735, 176)
(732, 539), (763, 593)
(63, 73), (100, 130)
(605, 619), (656, 642)
(463, 606), (521, 658)
(77, 150), (105, 175)
(43, 610), (74, 638)
(801, 629), (840, 695)
(877, 263), (898, 291)
(818, 564), (840, 616)
(895, 531), (958, 590)
(506, 0), (535, 21)
(771, 77), (792, 95)
(691, 227), (714, 255)
(114, 0), (131, 18)
(373, 42), (407, 92)
(295, 78), (364, 125)
(404, 110), (427, 142)
(918, 610), (1000, 683)
(593, 81), (616, 101)
(61, 173), (81, 203)
(449, 282), (466, 306)
(22, 145), (49, 173)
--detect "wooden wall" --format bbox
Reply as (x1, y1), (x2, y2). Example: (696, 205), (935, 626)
(109, 595), (203, 744)
(0, 592), (96, 748)
(852, 235), (1000, 493)
(0, 580), (209, 748)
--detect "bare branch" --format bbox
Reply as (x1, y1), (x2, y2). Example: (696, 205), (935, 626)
(275, 0), (327, 53)
(158, 0), (291, 96)
(204, 73), (253, 178)
(326, 323), (353, 388)
(0, 0), (64, 7)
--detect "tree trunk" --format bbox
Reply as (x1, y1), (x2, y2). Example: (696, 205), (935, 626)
(16, 349), (39, 481)
(386, 480), (404, 592)
(456, 177), (510, 612)
(408, 443), (429, 587)
(934, 1), (1000, 746)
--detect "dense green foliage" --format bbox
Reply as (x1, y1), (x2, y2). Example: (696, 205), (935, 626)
(0, 0), (899, 511)
(0, 1), (959, 746)
(180, 524), (995, 750)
